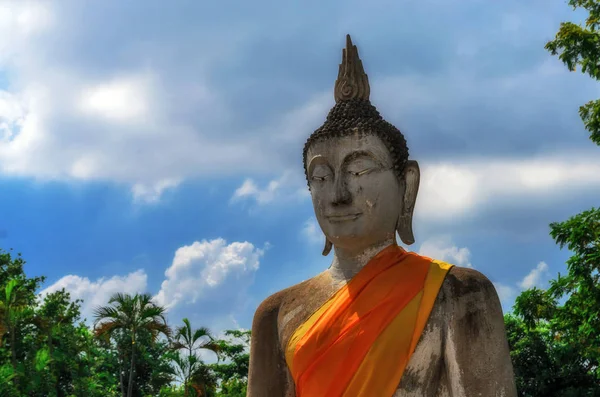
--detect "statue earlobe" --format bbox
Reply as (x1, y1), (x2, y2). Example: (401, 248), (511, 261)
(322, 238), (333, 256)
(397, 160), (420, 245)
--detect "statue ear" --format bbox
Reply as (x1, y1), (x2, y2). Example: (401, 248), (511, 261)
(397, 160), (420, 245)
(322, 238), (333, 256)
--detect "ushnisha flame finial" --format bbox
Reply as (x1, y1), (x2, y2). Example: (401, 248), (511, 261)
(334, 34), (371, 103)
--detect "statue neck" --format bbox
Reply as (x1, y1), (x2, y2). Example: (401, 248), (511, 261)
(327, 238), (397, 285)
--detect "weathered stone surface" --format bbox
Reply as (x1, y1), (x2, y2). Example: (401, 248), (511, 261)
(247, 35), (517, 397)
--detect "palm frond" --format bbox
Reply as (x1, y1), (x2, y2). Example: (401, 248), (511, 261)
(107, 292), (132, 305)
(193, 327), (213, 343)
(94, 321), (119, 337)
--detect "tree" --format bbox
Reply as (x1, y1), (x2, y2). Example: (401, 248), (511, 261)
(505, 4), (600, 395)
(211, 330), (250, 397)
(544, 0), (600, 386)
(545, 0), (600, 146)
(548, 209), (600, 375)
(27, 289), (82, 396)
(506, 210), (600, 395)
(0, 249), (179, 395)
(71, 324), (121, 397)
(0, 279), (29, 380)
(505, 286), (599, 396)
(0, 249), (44, 389)
(172, 318), (220, 396)
(94, 292), (171, 397)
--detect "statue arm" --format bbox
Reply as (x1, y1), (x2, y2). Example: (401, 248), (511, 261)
(443, 267), (518, 397)
(247, 294), (290, 397)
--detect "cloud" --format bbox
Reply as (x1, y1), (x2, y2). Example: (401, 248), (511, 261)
(0, 1), (260, 201)
(77, 74), (155, 124)
(39, 238), (266, 330)
(301, 217), (322, 245)
(231, 178), (281, 205)
(493, 282), (518, 307)
(417, 235), (472, 268)
(39, 270), (148, 323)
(154, 238), (264, 312)
(231, 170), (310, 206)
(493, 261), (551, 310)
(518, 261), (549, 289)
(0, 2), (55, 63)
(0, 90), (24, 141)
(0, 0), (592, 204)
(415, 152), (600, 221)
(132, 178), (181, 204)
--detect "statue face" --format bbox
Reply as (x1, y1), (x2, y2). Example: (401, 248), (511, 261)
(306, 132), (403, 253)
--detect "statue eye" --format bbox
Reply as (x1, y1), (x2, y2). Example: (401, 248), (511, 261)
(348, 168), (374, 177)
(310, 164), (333, 182)
(311, 174), (331, 182)
(345, 157), (380, 177)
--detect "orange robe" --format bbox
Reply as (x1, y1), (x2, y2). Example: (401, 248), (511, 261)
(285, 244), (453, 397)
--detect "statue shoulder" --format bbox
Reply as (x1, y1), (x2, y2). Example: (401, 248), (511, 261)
(253, 274), (326, 327)
(441, 266), (500, 306)
(437, 266), (517, 395)
(250, 279), (322, 396)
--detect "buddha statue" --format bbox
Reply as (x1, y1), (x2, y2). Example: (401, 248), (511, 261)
(248, 35), (517, 397)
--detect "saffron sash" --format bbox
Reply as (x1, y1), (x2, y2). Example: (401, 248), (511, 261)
(285, 245), (453, 397)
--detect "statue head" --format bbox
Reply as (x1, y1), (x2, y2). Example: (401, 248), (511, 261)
(303, 35), (420, 256)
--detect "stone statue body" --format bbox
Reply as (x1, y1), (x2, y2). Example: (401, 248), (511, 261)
(248, 36), (517, 397)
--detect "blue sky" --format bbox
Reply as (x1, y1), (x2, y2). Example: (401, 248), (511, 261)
(0, 0), (598, 334)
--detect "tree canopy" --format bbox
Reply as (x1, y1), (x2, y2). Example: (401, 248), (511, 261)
(0, 248), (251, 397)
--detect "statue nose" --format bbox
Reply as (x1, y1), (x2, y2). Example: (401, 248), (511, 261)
(332, 175), (352, 206)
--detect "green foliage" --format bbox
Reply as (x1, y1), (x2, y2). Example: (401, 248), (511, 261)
(0, 363), (19, 397)
(211, 330), (250, 386)
(171, 318), (219, 397)
(548, 208), (600, 377)
(94, 293), (172, 397)
(0, 251), (193, 397)
(545, 0), (600, 146)
(216, 379), (247, 397)
(506, 209), (600, 396)
(507, 3), (600, 394)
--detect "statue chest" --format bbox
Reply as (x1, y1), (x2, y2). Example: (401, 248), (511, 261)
(276, 275), (450, 397)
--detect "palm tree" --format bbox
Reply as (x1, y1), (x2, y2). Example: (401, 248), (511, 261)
(172, 318), (220, 396)
(93, 292), (171, 397)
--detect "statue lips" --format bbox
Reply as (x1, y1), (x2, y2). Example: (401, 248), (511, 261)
(326, 213), (363, 223)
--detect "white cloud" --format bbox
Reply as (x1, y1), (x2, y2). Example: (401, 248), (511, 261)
(0, 2), (260, 202)
(0, 90), (24, 141)
(417, 235), (472, 268)
(518, 261), (549, 289)
(132, 178), (181, 204)
(0, 0), (595, 209)
(493, 282), (518, 306)
(154, 238), (264, 310)
(416, 153), (600, 221)
(271, 92), (330, 145)
(231, 170), (310, 206)
(39, 270), (148, 323)
(77, 74), (155, 124)
(232, 178), (280, 204)
(301, 217), (322, 245)
(493, 261), (551, 310)
(39, 238), (267, 330)
(0, 2), (55, 63)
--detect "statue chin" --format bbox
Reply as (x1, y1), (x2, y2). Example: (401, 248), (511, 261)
(322, 228), (395, 255)
(320, 216), (368, 245)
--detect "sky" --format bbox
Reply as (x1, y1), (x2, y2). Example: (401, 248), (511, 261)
(0, 0), (598, 336)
